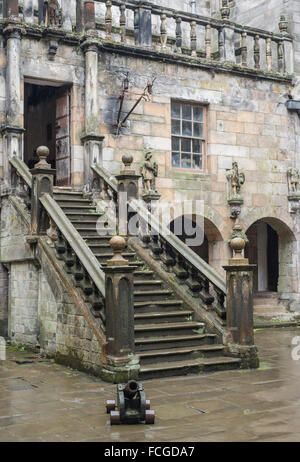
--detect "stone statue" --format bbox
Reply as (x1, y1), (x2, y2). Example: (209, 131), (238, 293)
(287, 167), (300, 194)
(140, 150), (158, 193)
(46, 0), (62, 27)
(226, 162), (245, 197)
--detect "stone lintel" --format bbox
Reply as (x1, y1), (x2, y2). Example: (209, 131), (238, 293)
(80, 134), (105, 144)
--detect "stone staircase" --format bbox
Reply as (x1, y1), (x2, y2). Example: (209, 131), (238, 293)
(54, 188), (241, 379)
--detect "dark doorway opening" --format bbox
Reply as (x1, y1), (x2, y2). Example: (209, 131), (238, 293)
(24, 82), (71, 186)
(169, 216), (208, 263)
(245, 221), (279, 292)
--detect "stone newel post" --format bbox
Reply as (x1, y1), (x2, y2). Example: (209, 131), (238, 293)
(116, 154), (141, 236)
(30, 146), (56, 235)
(223, 222), (259, 368)
(102, 236), (139, 383)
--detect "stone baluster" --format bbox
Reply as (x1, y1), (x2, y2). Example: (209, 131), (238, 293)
(220, 0), (230, 21)
(105, 0), (112, 38)
(266, 37), (272, 71)
(24, 0), (34, 24)
(190, 21), (197, 57)
(54, 231), (67, 260)
(241, 31), (247, 66)
(254, 35), (260, 70)
(149, 234), (163, 260)
(279, 15), (293, 75)
(214, 286), (226, 320)
(83, 0), (95, 31)
(173, 253), (188, 283)
(160, 238), (175, 272)
(134, 4), (152, 47)
(220, 1), (235, 63)
(199, 274), (214, 309)
(4, 0), (19, 18)
(218, 28), (225, 61)
(278, 40), (284, 74)
(119, 4), (126, 43)
(73, 257), (85, 287)
(102, 236), (139, 383)
(160, 12), (167, 49)
(223, 227), (259, 369)
(205, 24), (211, 59)
(186, 264), (201, 298)
(175, 16), (182, 53)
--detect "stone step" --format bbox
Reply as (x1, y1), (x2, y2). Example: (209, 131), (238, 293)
(57, 202), (93, 209)
(134, 299), (184, 313)
(138, 345), (226, 364)
(66, 212), (104, 221)
(136, 333), (217, 351)
(254, 305), (286, 314)
(53, 191), (84, 201)
(134, 310), (194, 325)
(133, 289), (174, 301)
(133, 270), (155, 280)
(134, 321), (205, 338)
(96, 253), (137, 264)
(74, 226), (115, 235)
(139, 356), (241, 379)
(133, 280), (163, 290)
(80, 235), (112, 243)
(254, 298), (279, 306)
(101, 261), (145, 268)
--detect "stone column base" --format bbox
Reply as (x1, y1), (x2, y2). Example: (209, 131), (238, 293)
(101, 354), (140, 383)
(225, 342), (259, 369)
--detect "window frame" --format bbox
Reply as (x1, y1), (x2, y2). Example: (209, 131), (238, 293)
(171, 100), (207, 173)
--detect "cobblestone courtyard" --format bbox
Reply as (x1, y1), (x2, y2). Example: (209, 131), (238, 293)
(0, 327), (300, 442)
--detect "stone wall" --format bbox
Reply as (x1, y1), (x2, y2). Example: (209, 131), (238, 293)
(0, 197), (102, 374)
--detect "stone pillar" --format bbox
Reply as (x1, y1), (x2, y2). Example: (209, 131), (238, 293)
(23, 0), (34, 24)
(30, 146), (56, 235)
(2, 24), (25, 187)
(223, 225), (259, 369)
(102, 236), (139, 383)
(115, 154), (140, 236)
(81, 27), (104, 189)
(279, 15), (294, 75)
(134, 4), (152, 47)
(61, 0), (75, 31)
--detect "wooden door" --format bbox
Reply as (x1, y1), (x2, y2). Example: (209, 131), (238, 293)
(55, 87), (71, 186)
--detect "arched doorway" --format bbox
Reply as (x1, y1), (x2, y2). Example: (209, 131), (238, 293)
(168, 215), (224, 274)
(245, 218), (296, 294)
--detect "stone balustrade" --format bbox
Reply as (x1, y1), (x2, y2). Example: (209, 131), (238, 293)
(1, 0), (293, 76)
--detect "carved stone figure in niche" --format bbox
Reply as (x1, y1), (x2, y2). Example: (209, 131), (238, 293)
(287, 167), (300, 194)
(140, 150), (158, 193)
(45, 0), (62, 27)
(226, 161), (245, 198)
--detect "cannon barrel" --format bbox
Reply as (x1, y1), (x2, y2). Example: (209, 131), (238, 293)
(124, 380), (139, 399)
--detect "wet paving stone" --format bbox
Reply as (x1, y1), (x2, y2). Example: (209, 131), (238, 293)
(0, 328), (300, 441)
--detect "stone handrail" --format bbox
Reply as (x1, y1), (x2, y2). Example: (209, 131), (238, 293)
(40, 193), (106, 297)
(10, 156), (32, 189)
(91, 163), (118, 194)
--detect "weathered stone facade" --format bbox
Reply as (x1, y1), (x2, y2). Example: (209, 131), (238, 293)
(0, 0), (299, 376)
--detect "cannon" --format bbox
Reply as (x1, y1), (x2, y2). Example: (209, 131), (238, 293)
(106, 380), (155, 425)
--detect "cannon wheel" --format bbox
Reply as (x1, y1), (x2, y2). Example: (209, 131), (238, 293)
(110, 410), (121, 425)
(145, 410), (155, 425)
(106, 400), (116, 414)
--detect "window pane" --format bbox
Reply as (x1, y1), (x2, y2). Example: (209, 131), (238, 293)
(193, 107), (203, 122)
(172, 137), (180, 151)
(193, 123), (203, 138)
(193, 154), (202, 170)
(172, 152), (180, 167)
(171, 119), (181, 135)
(182, 120), (192, 136)
(192, 139), (202, 153)
(181, 138), (191, 152)
(182, 154), (191, 169)
(182, 104), (192, 120)
(171, 102), (181, 118)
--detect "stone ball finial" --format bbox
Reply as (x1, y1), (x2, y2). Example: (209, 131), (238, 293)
(35, 146), (50, 169)
(228, 222), (249, 264)
(122, 153), (133, 170)
(107, 235), (128, 266)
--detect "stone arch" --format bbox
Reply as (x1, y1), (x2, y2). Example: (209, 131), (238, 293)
(167, 207), (227, 277)
(244, 214), (297, 298)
